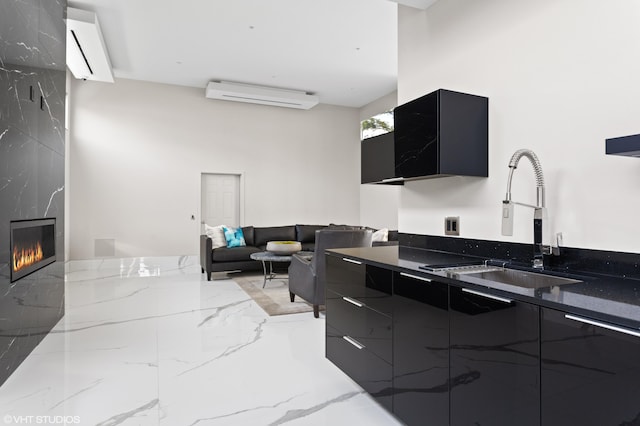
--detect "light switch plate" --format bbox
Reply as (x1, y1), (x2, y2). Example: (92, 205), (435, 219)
(445, 216), (460, 236)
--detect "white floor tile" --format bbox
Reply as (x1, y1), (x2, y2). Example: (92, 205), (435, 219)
(0, 257), (400, 425)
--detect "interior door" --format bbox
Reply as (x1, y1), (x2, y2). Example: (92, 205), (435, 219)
(201, 173), (240, 232)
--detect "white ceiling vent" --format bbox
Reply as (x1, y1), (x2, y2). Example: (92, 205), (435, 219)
(205, 81), (319, 110)
(66, 7), (114, 83)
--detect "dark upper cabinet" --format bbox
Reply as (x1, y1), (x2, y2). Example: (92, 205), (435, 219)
(393, 271), (449, 426)
(449, 285), (539, 426)
(541, 308), (640, 426)
(361, 132), (403, 185)
(394, 89), (488, 180)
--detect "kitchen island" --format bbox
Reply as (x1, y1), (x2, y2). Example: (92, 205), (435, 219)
(325, 244), (640, 426)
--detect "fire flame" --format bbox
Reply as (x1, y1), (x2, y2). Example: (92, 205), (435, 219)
(13, 241), (44, 272)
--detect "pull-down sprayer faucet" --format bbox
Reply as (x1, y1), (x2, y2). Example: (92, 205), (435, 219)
(502, 149), (551, 269)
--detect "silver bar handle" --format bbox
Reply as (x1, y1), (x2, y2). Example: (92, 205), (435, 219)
(462, 288), (513, 304)
(381, 177), (405, 183)
(342, 258), (362, 265)
(343, 335), (365, 350)
(400, 272), (432, 283)
(342, 296), (364, 308)
(565, 314), (640, 338)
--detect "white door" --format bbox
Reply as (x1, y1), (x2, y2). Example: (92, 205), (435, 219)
(201, 174), (240, 231)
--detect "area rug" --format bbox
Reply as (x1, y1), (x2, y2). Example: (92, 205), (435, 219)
(233, 273), (318, 316)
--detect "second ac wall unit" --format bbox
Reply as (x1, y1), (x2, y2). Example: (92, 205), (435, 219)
(66, 7), (114, 83)
(205, 81), (319, 110)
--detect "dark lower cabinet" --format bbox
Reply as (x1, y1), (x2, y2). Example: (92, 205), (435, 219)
(325, 254), (394, 411)
(326, 324), (393, 411)
(393, 272), (449, 426)
(449, 286), (540, 426)
(541, 308), (640, 426)
(326, 256), (640, 426)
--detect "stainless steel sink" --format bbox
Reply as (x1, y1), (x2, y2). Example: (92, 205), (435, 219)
(458, 267), (582, 289)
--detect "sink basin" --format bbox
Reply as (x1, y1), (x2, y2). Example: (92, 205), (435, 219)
(457, 267), (582, 289)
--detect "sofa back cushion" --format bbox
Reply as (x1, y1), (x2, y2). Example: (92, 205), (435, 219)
(242, 226), (255, 246)
(295, 225), (326, 243)
(253, 225), (296, 247)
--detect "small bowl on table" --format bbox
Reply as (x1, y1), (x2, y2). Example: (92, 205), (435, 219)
(266, 241), (302, 255)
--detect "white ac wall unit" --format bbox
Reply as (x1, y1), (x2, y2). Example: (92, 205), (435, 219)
(205, 81), (319, 110)
(387, 0), (438, 10)
(66, 7), (114, 83)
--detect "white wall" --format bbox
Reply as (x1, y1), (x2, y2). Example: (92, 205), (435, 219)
(68, 78), (361, 259)
(398, 0), (640, 253)
(359, 91), (401, 230)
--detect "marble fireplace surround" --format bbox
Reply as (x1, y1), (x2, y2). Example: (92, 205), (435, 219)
(0, 0), (67, 386)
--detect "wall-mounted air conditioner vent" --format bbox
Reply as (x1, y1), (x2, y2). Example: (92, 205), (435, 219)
(66, 7), (114, 83)
(205, 81), (319, 110)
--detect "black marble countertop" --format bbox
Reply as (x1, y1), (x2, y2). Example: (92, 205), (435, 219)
(326, 245), (640, 331)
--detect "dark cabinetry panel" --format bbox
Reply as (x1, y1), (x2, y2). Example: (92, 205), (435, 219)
(449, 285), (539, 426)
(325, 254), (393, 411)
(325, 255), (392, 315)
(326, 290), (392, 363)
(393, 271), (449, 426)
(541, 308), (640, 426)
(394, 89), (488, 180)
(326, 324), (393, 411)
(361, 132), (401, 184)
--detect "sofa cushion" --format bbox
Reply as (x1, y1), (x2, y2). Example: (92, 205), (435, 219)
(242, 226), (255, 246)
(222, 226), (246, 248)
(328, 223), (365, 230)
(212, 246), (261, 262)
(295, 224), (326, 243)
(204, 224), (227, 249)
(300, 242), (316, 252)
(372, 228), (388, 242)
(254, 225), (296, 247)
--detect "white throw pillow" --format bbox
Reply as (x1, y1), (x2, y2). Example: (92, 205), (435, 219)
(204, 224), (227, 249)
(372, 228), (389, 242)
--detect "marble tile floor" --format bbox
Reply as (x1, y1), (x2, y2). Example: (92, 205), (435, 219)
(0, 256), (400, 426)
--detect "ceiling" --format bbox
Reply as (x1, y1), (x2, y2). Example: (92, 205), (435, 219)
(67, 0), (398, 108)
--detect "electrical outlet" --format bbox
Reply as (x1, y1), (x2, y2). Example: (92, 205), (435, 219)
(445, 216), (460, 236)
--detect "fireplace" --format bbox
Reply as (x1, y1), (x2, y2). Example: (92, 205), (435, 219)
(10, 219), (56, 282)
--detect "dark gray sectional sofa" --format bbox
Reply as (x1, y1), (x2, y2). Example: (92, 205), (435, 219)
(200, 224), (397, 280)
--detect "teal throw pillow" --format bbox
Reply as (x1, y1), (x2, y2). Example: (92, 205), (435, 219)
(223, 226), (246, 248)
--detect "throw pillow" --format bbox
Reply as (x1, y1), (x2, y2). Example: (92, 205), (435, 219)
(222, 226), (246, 248)
(204, 224), (227, 249)
(372, 228), (389, 242)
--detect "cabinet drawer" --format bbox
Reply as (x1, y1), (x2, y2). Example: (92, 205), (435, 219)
(326, 290), (392, 363)
(326, 324), (393, 411)
(325, 255), (392, 315)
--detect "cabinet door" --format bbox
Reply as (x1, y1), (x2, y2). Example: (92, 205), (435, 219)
(326, 324), (393, 411)
(450, 286), (539, 426)
(325, 255), (392, 316)
(394, 91), (438, 179)
(541, 308), (640, 426)
(326, 289), (392, 363)
(393, 272), (449, 426)
(361, 132), (397, 184)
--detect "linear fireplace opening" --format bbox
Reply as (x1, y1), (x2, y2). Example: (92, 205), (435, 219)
(10, 218), (56, 282)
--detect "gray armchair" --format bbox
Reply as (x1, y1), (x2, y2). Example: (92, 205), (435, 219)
(288, 229), (373, 318)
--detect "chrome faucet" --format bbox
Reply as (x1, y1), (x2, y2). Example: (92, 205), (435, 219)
(501, 149), (551, 269)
